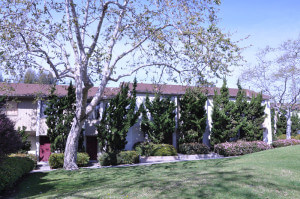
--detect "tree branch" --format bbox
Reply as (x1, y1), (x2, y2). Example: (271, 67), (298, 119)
(69, 0), (85, 55)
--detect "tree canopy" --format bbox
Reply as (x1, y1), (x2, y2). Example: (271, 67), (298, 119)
(0, 0), (242, 170)
(241, 36), (300, 139)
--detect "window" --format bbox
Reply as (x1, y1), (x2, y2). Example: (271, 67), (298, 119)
(6, 101), (18, 116)
(40, 101), (48, 118)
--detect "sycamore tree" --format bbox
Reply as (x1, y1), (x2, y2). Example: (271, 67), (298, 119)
(0, 0), (241, 170)
(241, 36), (300, 140)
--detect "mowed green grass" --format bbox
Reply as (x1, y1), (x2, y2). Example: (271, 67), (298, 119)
(14, 145), (300, 199)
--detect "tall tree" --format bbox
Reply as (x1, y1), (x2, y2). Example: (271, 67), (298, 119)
(241, 36), (300, 139)
(178, 88), (207, 144)
(141, 94), (176, 144)
(210, 79), (236, 146)
(96, 79), (139, 153)
(0, 0), (241, 169)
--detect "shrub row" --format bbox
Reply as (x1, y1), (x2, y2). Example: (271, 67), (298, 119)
(48, 153), (90, 169)
(214, 141), (272, 157)
(99, 151), (139, 166)
(0, 157), (35, 192)
(9, 153), (37, 168)
(134, 142), (177, 156)
(178, 143), (210, 155)
(272, 139), (300, 148)
(276, 134), (300, 140)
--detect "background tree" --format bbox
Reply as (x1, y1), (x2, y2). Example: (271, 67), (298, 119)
(96, 80), (139, 153)
(291, 112), (300, 136)
(0, 0), (241, 170)
(44, 83), (84, 152)
(210, 79), (236, 146)
(140, 94), (176, 144)
(20, 68), (55, 84)
(241, 36), (300, 139)
(178, 88), (207, 144)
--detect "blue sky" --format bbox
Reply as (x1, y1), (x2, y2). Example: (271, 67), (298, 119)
(217, 0), (300, 89)
(108, 0), (300, 89)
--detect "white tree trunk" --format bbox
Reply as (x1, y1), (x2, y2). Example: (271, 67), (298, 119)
(63, 115), (83, 170)
(286, 108), (292, 139)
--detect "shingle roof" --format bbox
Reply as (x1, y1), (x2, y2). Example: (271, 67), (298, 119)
(0, 83), (119, 99)
(127, 82), (270, 99)
(0, 82), (269, 100)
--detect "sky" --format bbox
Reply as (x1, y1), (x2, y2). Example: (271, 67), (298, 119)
(108, 0), (300, 90)
(216, 0), (300, 89)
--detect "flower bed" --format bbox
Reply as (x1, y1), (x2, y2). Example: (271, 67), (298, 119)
(214, 141), (272, 157)
(272, 139), (300, 148)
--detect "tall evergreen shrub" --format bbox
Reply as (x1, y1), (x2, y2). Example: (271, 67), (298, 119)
(276, 109), (287, 137)
(96, 79), (139, 153)
(210, 79), (236, 145)
(140, 94), (176, 144)
(178, 88), (207, 144)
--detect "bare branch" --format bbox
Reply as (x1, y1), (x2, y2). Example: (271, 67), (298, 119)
(65, 0), (79, 57)
(109, 63), (189, 82)
(81, 0), (90, 45)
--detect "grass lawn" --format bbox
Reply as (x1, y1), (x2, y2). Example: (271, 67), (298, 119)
(13, 145), (300, 199)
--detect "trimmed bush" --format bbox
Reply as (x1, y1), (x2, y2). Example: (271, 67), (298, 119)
(293, 134), (300, 140)
(272, 139), (300, 148)
(9, 153), (37, 168)
(99, 151), (139, 166)
(117, 151), (139, 164)
(49, 153), (90, 169)
(133, 142), (154, 156)
(77, 153), (90, 167)
(151, 144), (177, 156)
(0, 157), (34, 192)
(178, 143), (210, 155)
(276, 134), (287, 140)
(214, 141), (272, 157)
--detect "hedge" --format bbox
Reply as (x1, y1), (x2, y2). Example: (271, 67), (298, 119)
(150, 144), (177, 156)
(178, 143), (210, 155)
(214, 141), (272, 156)
(48, 153), (90, 169)
(0, 157), (35, 192)
(9, 153), (37, 168)
(272, 139), (300, 148)
(99, 151), (139, 166)
(133, 142), (154, 156)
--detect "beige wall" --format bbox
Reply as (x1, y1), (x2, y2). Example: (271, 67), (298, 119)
(6, 99), (38, 131)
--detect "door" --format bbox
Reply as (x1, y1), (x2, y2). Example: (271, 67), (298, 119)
(39, 136), (51, 162)
(86, 136), (98, 160)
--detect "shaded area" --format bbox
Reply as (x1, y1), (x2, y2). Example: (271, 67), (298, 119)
(13, 146), (300, 198)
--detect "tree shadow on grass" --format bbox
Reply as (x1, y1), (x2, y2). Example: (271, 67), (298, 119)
(12, 159), (300, 198)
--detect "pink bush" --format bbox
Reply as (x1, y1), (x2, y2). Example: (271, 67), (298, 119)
(214, 140), (272, 157)
(272, 139), (300, 148)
